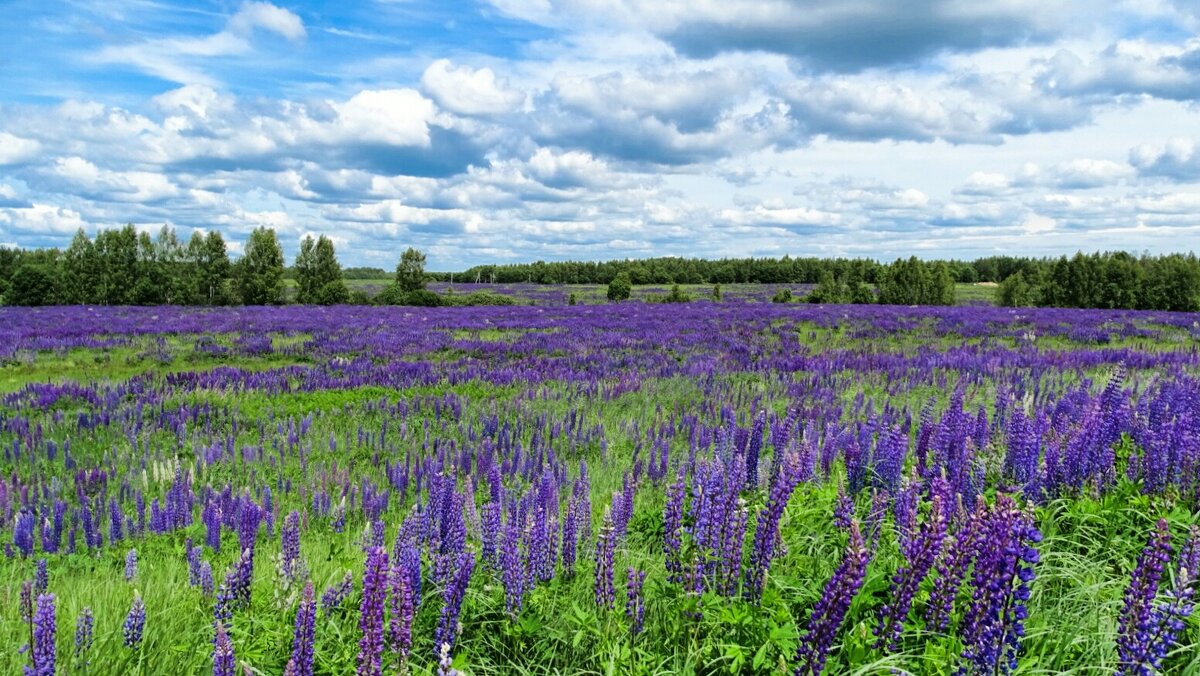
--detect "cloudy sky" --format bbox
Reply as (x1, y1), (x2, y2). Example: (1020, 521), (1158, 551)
(1, 1), (1199, 269)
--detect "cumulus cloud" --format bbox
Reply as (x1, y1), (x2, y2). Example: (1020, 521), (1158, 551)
(1130, 137), (1200, 180)
(421, 60), (524, 115)
(0, 133), (41, 165)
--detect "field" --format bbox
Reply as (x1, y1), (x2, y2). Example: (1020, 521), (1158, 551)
(2, 302), (1199, 675)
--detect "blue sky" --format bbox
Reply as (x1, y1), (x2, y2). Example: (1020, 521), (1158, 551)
(1, 0), (1199, 269)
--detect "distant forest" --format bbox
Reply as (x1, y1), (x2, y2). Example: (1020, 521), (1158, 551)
(1, 224), (1197, 311)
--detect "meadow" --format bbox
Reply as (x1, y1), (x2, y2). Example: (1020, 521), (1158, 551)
(2, 301), (1198, 675)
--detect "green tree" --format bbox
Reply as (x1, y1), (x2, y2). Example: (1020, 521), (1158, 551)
(94, 224), (140, 305)
(7, 263), (57, 306)
(296, 235), (347, 304)
(395, 247), (428, 293)
(235, 227), (285, 305)
(607, 272), (631, 302)
(997, 271), (1035, 307)
(61, 229), (100, 304)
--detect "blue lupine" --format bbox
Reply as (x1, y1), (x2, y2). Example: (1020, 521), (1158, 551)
(795, 520), (870, 676)
(123, 593), (145, 649)
(357, 546), (388, 676)
(28, 593), (56, 676)
(875, 492), (949, 650)
(593, 510), (616, 610)
(212, 621), (236, 676)
(1116, 519), (1175, 675)
(74, 607), (94, 672)
(625, 567), (647, 636)
(433, 550), (475, 656)
(125, 548), (138, 582)
(289, 581), (316, 676)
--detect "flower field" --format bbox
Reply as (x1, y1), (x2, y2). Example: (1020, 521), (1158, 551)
(2, 303), (1199, 675)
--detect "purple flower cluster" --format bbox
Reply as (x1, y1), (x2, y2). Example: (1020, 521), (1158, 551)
(593, 509), (617, 610)
(289, 580), (316, 676)
(794, 520), (871, 676)
(957, 495), (1041, 676)
(212, 622), (236, 676)
(1116, 519), (1196, 675)
(123, 593), (145, 649)
(625, 567), (647, 636)
(357, 546), (388, 676)
(875, 491), (949, 651)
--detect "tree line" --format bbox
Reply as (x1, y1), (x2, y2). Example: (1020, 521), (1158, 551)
(0, 225), (1196, 310)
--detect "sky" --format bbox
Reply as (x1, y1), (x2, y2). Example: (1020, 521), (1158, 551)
(1, 1), (1199, 269)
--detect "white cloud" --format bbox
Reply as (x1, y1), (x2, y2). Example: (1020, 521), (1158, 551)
(0, 133), (41, 165)
(421, 60), (524, 115)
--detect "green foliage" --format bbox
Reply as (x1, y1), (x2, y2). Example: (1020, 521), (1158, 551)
(568, 292), (578, 306)
(649, 284), (692, 303)
(997, 271), (1036, 307)
(805, 270), (847, 304)
(7, 263), (57, 305)
(395, 247), (428, 293)
(443, 291), (519, 306)
(296, 235), (346, 305)
(877, 257), (956, 305)
(374, 284), (444, 306)
(607, 272), (632, 302)
(235, 227), (286, 305)
(771, 288), (793, 303)
(712, 283), (722, 301)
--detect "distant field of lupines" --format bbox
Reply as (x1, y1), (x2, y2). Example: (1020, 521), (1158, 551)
(3, 302), (1200, 675)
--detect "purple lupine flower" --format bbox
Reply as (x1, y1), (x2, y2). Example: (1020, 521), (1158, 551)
(833, 491), (854, 531)
(357, 546), (388, 676)
(14, 509), (35, 556)
(28, 593), (56, 676)
(109, 498), (124, 544)
(560, 495), (579, 577)
(321, 571), (355, 613)
(123, 593), (145, 649)
(34, 558), (48, 594)
(875, 492), (949, 651)
(203, 501), (222, 553)
(746, 410), (766, 489)
(125, 548), (138, 582)
(625, 567), (647, 636)
(745, 452), (803, 603)
(958, 496), (1041, 676)
(437, 642), (459, 676)
(199, 561), (215, 596)
(212, 621), (236, 676)
(663, 468), (687, 585)
(74, 607), (94, 672)
(228, 547), (255, 608)
(188, 546), (203, 586)
(794, 520), (870, 676)
(925, 498), (986, 633)
(481, 502), (502, 570)
(719, 497), (748, 597)
(289, 581), (316, 676)
(433, 550), (475, 655)
(501, 509), (525, 616)
(593, 510), (617, 610)
(281, 511), (303, 581)
(389, 565), (414, 659)
(1116, 519), (1174, 674)
(20, 579), (33, 622)
(1136, 567), (1196, 675)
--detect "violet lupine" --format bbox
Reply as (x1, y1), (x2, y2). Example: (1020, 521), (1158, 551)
(321, 571), (355, 613)
(433, 550), (475, 656)
(199, 561), (215, 596)
(745, 451), (803, 603)
(833, 491), (854, 531)
(357, 546), (389, 676)
(14, 508), (34, 556)
(74, 607), (94, 672)
(20, 579), (33, 623)
(389, 565), (414, 660)
(875, 492), (949, 651)
(123, 593), (145, 649)
(594, 510), (617, 610)
(28, 593), (55, 676)
(925, 498), (986, 633)
(663, 468), (687, 585)
(746, 410), (766, 489)
(794, 520), (870, 676)
(437, 642), (459, 676)
(188, 545), (204, 587)
(625, 567), (647, 636)
(289, 581), (316, 676)
(125, 548), (138, 582)
(281, 511), (303, 581)
(718, 498), (748, 597)
(212, 621), (236, 676)
(203, 502), (222, 553)
(501, 510), (525, 616)
(1116, 519), (1177, 675)
(957, 497), (1041, 676)
(34, 558), (48, 594)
